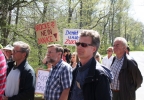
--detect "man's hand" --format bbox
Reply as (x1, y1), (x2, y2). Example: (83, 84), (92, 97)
(2, 95), (8, 100)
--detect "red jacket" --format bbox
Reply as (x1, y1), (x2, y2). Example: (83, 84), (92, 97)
(0, 50), (7, 100)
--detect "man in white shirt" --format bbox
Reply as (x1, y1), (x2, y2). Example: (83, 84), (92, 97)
(102, 47), (114, 69)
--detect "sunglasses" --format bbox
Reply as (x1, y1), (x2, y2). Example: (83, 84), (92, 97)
(107, 50), (112, 52)
(75, 42), (93, 47)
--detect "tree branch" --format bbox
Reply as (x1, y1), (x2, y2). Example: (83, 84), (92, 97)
(90, 14), (109, 29)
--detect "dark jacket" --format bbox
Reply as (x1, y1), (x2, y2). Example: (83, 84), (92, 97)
(7, 60), (36, 100)
(115, 54), (143, 100)
(66, 53), (71, 64)
(68, 57), (113, 100)
(7, 61), (15, 76)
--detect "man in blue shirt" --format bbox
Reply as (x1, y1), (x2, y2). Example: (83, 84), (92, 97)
(68, 30), (113, 100)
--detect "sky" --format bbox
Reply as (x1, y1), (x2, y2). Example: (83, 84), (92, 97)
(130, 0), (144, 23)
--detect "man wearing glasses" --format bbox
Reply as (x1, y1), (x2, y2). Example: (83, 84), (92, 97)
(102, 47), (114, 69)
(68, 30), (113, 100)
(2, 41), (36, 100)
(44, 44), (72, 100)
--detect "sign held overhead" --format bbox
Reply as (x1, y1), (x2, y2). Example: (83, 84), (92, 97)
(35, 20), (59, 44)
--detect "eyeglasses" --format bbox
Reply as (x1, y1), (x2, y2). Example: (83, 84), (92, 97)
(107, 50), (112, 52)
(13, 50), (23, 53)
(95, 56), (99, 58)
(75, 42), (93, 47)
(47, 51), (56, 54)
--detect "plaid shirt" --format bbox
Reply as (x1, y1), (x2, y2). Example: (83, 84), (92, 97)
(110, 56), (124, 90)
(44, 60), (72, 100)
(0, 50), (7, 99)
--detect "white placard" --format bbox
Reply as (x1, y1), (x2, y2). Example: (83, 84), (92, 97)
(35, 69), (50, 94)
(63, 29), (82, 46)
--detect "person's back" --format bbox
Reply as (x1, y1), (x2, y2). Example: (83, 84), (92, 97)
(0, 50), (7, 100)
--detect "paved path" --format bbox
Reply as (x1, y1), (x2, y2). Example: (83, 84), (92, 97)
(130, 51), (144, 100)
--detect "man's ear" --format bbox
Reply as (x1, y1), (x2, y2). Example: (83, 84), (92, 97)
(58, 52), (62, 57)
(123, 46), (126, 50)
(22, 52), (27, 58)
(93, 47), (97, 53)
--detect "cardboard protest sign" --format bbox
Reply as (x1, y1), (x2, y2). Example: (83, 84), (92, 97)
(63, 29), (82, 46)
(35, 20), (59, 44)
(35, 69), (50, 95)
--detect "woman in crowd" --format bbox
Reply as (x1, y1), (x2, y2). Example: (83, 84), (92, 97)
(70, 52), (79, 70)
(95, 52), (101, 63)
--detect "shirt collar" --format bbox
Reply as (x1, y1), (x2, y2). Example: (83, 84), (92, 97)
(115, 56), (124, 64)
(52, 59), (62, 69)
(116, 55), (124, 61)
(78, 57), (93, 72)
(13, 59), (27, 72)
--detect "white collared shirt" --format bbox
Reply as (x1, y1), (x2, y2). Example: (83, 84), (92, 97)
(102, 55), (114, 69)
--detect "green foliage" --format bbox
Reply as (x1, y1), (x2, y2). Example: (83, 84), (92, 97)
(0, 0), (144, 70)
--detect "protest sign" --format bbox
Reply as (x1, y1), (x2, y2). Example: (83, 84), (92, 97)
(35, 20), (59, 44)
(35, 69), (50, 94)
(63, 29), (82, 46)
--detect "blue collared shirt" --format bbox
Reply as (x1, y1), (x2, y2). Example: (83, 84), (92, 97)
(44, 60), (72, 100)
(71, 58), (92, 100)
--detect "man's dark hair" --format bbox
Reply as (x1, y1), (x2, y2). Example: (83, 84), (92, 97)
(64, 48), (68, 53)
(127, 46), (130, 52)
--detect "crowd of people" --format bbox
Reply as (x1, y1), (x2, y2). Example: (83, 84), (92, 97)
(0, 30), (143, 100)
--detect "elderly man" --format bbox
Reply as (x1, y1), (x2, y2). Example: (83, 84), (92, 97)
(2, 41), (36, 100)
(110, 37), (143, 100)
(44, 44), (72, 100)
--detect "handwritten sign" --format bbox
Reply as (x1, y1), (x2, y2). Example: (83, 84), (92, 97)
(35, 20), (60, 44)
(35, 69), (50, 94)
(63, 29), (82, 46)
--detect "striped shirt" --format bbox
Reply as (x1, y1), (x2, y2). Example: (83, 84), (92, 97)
(0, 50), (7, 99)
(110, 56), (124, 90)
(44, 60), (72, 100)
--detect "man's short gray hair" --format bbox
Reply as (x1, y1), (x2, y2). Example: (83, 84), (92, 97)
(114, 37), (128, 47)
(79, 30), (100, 56)
(13, 41), (30, 58)
(47, 44), (64, 58)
